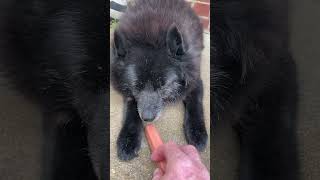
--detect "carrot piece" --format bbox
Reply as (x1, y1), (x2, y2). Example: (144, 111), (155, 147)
(144, 124), (166, 172)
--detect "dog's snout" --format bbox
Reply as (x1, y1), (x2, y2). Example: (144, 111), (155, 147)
(137, 89), (163, 122)
(141, 112), (155, 122)
(141, 110), (156, 122)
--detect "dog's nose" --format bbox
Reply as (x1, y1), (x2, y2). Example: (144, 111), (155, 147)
(141, 111), (155, 122)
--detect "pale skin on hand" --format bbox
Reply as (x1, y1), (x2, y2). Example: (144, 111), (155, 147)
(151, 142), (210, 180)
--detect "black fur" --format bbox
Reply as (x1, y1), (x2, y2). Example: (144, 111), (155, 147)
(111, 0), (208, 160)
(212, 0), (299, 179)
(0, 0), (107, 180)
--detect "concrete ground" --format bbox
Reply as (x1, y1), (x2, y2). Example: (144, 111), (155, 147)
(110, 32), (211, 180)
(0, 79), (42, 180)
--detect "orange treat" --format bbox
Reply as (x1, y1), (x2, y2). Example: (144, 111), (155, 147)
(144, 124), (166, 172)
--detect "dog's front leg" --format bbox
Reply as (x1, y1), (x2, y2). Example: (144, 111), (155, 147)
(183, 79), (208, 151)
(116, 98), (143, 161)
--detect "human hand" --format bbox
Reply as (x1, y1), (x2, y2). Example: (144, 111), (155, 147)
(151, 142), (210, 180)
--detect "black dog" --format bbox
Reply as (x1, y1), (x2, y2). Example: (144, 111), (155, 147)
(212, 0), (299, 179)
(0, 0), (107, 179)
(111, 0), (208, 160)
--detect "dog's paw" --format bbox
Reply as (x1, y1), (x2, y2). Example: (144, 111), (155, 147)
(184, 122), (208, 152)
(116, 130), (141, 161)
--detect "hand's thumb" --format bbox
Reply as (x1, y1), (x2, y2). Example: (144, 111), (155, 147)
(152, 168), (163, 180)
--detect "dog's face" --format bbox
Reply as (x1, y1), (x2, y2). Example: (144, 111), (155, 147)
(111, 25), (189, 122)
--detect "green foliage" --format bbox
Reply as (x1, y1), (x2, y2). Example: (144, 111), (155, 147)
(110, 19), (118, 31)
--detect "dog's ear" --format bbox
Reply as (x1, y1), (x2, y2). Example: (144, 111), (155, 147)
(113, 30), (126, 57)
(166, 24), (185, 57)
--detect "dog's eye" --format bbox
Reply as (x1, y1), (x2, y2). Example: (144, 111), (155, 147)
(180, 80), (186, 86)
(136, 81), (144, 89)
(164, 72), (178, 85)
(155, 77), (164, 87)
(160, 80), (166, 87)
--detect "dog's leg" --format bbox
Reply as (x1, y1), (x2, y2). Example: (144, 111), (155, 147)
(41, 111), (59, 180)
(41, 110), (97, 180)
(183, 79), (208, 151)
(71, 92), (109, 180)
(117, 98), (143, 161)
(236, 97), (299, 180)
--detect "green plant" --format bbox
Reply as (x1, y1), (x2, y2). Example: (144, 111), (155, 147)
(110, 19), (118, 31)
